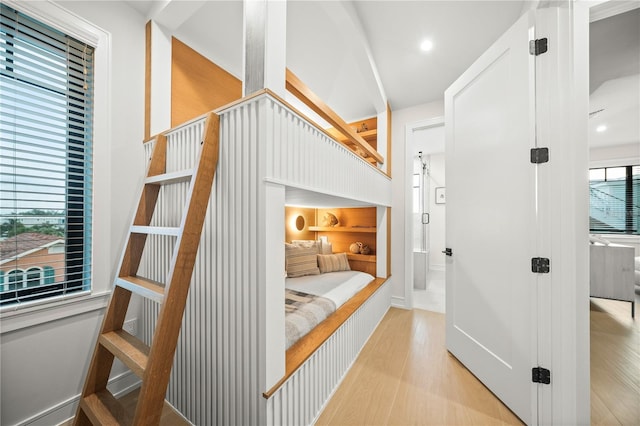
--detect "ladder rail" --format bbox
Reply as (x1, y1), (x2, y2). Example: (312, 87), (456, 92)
(132, 112), (220, 424)
(74, 112), (219, 426)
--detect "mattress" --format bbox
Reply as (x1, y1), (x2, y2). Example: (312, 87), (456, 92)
(285, 270), (375, 308)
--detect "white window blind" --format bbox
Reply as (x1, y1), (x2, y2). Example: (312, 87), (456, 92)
(589, 165), (640, 234)
(0, 4), (94, 306)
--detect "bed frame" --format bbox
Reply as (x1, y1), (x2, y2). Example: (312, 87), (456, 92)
(139, 91), (392, 425)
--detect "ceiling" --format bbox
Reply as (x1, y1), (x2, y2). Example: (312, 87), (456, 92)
(125, 0), (638, 150)
(588, 6), (640, 149)
(125, 0), (525, 121)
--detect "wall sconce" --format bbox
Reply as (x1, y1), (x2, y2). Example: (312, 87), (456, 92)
(289, 214), (305, 232)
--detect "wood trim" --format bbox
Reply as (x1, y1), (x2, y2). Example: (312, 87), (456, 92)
(285, 68), (384, 164)
(387, 207), (391, 277)
(144, 21), (151, 141)
(386, 102), (392, 177)
(263, 277), (388, 398)
(308, 226), (376, 233)
(346, 253), (376, 263)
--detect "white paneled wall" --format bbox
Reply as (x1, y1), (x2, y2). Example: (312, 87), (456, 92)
(266, 281), (391, 425)
(139, 93), (391, 425)
(263, 97), (391, 207)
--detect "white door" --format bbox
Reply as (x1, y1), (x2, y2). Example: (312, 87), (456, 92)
(445, 11), (537, 424)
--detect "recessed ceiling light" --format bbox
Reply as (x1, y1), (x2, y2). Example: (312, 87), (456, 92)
(596, 125), (607, 133)
(420, 39), (433, 52)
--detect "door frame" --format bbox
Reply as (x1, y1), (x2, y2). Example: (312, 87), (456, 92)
(404, 116), (444, 309)
(559, 0), (640, 423)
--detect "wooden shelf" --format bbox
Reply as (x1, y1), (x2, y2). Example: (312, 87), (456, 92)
(309, 226), (376, 233)
(346, 253), (376, 263)
(335, 129), (377, 144)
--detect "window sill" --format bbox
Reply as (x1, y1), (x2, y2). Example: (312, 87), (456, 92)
(0, 290), (111, 334)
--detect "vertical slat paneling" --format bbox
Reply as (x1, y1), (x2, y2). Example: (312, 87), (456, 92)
(265, 280), (391, 425)
(261, 97), (391, 208)
(139, 93), (392, 426)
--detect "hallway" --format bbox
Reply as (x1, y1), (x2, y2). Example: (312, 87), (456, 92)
(317, 308), (522, 425)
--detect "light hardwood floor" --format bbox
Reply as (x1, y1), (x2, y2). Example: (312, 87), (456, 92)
(61, 388), (190, 426)
(318, 292), (640, 425)
(590, 293), (640, 426)
(316, 308), (523, 425)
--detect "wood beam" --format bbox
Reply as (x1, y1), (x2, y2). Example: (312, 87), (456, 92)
(285, 68), (384, 165)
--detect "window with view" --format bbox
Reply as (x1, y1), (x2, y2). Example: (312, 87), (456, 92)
(589, 165), (640, 235)
(0, 4), (94, 306)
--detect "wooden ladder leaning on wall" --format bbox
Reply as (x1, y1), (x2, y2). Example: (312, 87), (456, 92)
(74, 112), (220, 425)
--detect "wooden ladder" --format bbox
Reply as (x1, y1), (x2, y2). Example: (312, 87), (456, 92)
(74, 112), (220, 425)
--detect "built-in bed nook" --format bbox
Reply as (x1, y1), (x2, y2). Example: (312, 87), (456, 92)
(138, 90), (392, 425)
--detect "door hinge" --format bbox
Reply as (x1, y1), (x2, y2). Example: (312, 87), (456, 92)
(531, 257), (550, 273)
(529, 38), (548, 56)
(530, 147), (549, 164)
(532, 367), (551, 384)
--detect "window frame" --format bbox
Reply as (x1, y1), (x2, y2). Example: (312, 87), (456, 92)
(0, 0), (112, 333)
(589, 164), (639, 235)
(1, 4), (95, 305)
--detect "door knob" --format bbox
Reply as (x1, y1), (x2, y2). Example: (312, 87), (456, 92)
(442, 248), (452, 256)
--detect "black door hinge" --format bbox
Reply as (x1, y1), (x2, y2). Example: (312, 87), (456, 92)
(530, 147), (549, 164)
(529, 38), (548, 56)
(531, 257), (550, 273)
(532, 367), (551, 384)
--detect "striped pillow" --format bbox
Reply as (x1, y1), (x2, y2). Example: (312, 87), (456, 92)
(317, 253), (351, 273)
(285, 243), (320, 278)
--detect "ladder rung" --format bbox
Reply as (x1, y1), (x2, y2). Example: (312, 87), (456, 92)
(100, 330), (149, 379)
(116, 276), (165, 302)
(145, 169), (193, 185)
(130, 225), (180, 236)
(80, 390), (131, 425)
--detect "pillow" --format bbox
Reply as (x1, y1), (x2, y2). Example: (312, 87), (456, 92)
(317, 253), (351, 273)
(285, 243), (320, 278)
(291, 239), (333, 255)
(291, 239), (322, 254)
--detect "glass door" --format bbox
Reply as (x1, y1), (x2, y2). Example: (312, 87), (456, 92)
(413, 152), (430, 289)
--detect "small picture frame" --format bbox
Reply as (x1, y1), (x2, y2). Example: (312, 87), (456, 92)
(435, 187), (446, 204)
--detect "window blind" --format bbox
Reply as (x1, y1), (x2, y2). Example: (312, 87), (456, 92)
(589, 165), (640, 234)
(0, 4), (94, 306)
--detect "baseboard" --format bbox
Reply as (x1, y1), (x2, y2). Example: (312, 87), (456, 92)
(18, 371), (140, 426)
(391, 295), (410, 309)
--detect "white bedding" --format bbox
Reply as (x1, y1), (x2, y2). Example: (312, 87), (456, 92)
(285, 270), (375, 308)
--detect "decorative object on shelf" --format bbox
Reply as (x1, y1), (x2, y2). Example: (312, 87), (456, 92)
(435, 186), (446, 204)
(322, 212), (339, 227)
(350, 241), (364, 254)
(349, 241), (371, 255)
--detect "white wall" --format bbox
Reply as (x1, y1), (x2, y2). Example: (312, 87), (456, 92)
(589, 143), (640, 167)
(390, 100), (444, 307)
(0, 2), (146, 425)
